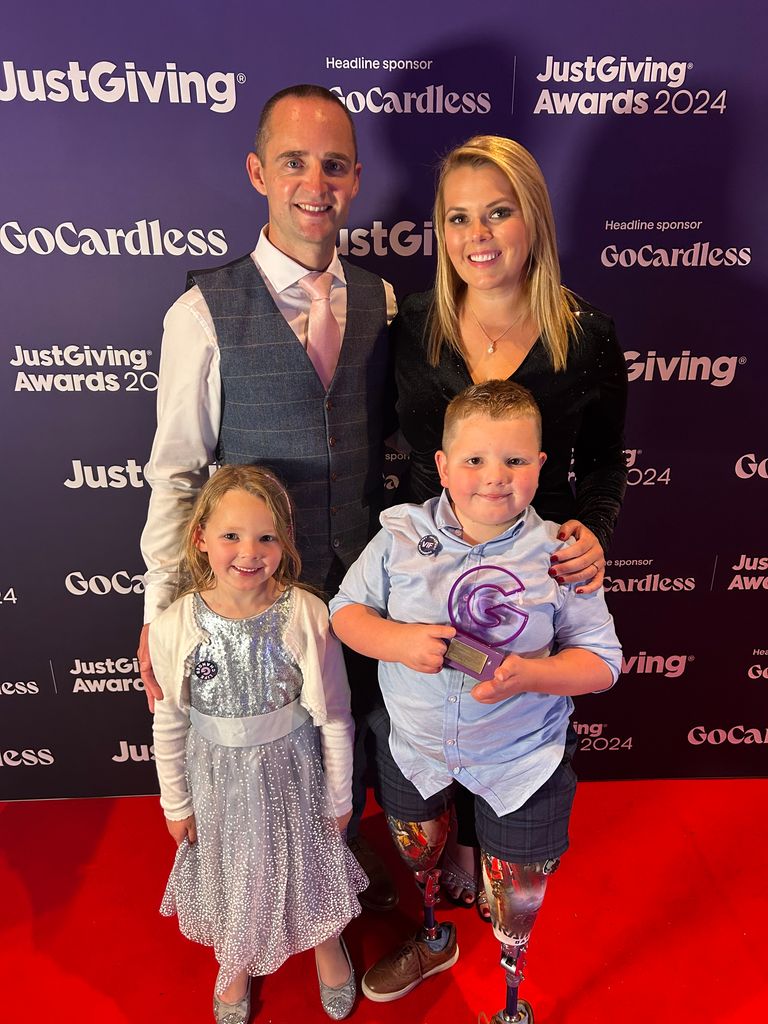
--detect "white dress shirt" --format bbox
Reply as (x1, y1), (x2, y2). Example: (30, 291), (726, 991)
(140, 228), (397, 622)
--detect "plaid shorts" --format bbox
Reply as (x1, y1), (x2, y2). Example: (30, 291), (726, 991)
(368, 706), (578, 863)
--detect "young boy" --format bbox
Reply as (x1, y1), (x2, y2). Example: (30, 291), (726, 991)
(330, 380), (621, 1024)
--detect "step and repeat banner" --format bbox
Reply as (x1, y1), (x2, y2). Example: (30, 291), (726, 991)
(1, 0), (765, 800)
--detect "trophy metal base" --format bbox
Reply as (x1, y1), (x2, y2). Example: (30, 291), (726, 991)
(444, 632), (506, 681)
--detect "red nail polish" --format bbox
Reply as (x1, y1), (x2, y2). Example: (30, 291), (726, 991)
(556, 576), (565, 585)
(548, 567), (558, 577)
(557, 532), (566, 540)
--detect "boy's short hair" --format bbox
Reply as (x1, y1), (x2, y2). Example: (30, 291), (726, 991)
(442, 379), (543, 450)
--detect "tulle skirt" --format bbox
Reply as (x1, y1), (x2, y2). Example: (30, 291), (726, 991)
(160, 719), (367, 989)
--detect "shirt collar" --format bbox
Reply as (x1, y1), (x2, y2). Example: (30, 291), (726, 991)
(434, 490), (529, 545)
(252, 226), (346, 294)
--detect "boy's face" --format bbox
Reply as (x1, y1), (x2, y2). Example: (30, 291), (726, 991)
(435, 414), (546, 543)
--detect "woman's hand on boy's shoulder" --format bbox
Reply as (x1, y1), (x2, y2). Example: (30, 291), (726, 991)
(549, 520), (605, 594)
(165, 814), (197, 846)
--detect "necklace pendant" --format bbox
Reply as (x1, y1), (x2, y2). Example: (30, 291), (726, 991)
(469, 302), (527, 358)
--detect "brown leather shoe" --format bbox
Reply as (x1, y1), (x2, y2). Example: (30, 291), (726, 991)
(361, 923), (459, 1002)
(348, 835), (398, 911)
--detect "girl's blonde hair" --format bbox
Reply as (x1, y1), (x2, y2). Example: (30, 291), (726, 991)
(176, 465), (302, 599)
(429, 135), (580, 371)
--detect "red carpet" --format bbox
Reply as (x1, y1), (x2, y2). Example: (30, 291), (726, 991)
(2, 780), (767, 1022)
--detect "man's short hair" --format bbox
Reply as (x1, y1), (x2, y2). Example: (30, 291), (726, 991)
(253, 84), (358, 162)
(442, 379), (543, 450)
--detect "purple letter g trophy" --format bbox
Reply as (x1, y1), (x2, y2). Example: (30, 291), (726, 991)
(443, 565), (529, 681)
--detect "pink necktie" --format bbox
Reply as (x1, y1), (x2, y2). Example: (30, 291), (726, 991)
(299, 271), (341, 390)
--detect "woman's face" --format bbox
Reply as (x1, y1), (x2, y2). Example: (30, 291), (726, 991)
(442, 163), (531, 297)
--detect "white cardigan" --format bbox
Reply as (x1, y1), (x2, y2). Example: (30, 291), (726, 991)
(149, 588), (354, 820)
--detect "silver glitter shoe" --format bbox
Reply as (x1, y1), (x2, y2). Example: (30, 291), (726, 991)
(316, 936), (356, 1020)
(213, 977), (251, 1024)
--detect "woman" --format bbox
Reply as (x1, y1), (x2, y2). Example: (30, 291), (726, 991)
(391, 135), (628, 916)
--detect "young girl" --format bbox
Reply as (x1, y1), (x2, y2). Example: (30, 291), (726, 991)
(150, 465), (367, 1023)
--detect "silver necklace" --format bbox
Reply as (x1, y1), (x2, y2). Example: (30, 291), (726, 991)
(469, 304), (527, 355)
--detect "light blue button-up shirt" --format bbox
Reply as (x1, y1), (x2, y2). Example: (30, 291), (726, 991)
(330, 494), (622, 816)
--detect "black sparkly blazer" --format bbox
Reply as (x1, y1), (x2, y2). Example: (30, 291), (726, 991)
(392, 290), (628, 553)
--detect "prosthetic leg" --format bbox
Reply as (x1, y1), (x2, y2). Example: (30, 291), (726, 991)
(481, 854), (560, 1024)
(361, 812), (458, 1001)
(387, 813), (451, 939)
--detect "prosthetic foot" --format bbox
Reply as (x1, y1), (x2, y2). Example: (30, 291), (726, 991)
(489, 942), (534, 1024)
(488, 1003), (534, 1024)
(362, 814), (458, 1002)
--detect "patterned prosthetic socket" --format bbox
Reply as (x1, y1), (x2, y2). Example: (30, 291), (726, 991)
(481, 854), (560, 1022)
(386, 813), (450, 938)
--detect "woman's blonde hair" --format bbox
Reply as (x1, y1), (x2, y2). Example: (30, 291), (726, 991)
(176, 465), (302, 599)
(429, 135), (579, 371)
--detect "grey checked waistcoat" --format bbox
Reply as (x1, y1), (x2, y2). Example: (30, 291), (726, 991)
(191, 254), (391, 590)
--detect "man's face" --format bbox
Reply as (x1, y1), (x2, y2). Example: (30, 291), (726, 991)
(246, 96), (361, 269)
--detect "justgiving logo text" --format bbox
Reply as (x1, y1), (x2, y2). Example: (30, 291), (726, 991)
(0, 60), (239, 113)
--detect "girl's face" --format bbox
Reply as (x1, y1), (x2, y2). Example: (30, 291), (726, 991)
(442, 163), (531, 297)
(195, 489), (283, 605)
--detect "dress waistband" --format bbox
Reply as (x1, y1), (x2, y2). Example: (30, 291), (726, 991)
(189, 698), (310, 747)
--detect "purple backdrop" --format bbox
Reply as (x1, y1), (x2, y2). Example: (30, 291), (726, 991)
(1, 0), (766, 800)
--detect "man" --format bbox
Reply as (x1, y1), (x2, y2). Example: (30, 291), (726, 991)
(138, 83), (397, 915)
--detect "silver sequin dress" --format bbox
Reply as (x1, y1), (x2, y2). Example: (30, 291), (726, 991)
(160, 590), (367, 988)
